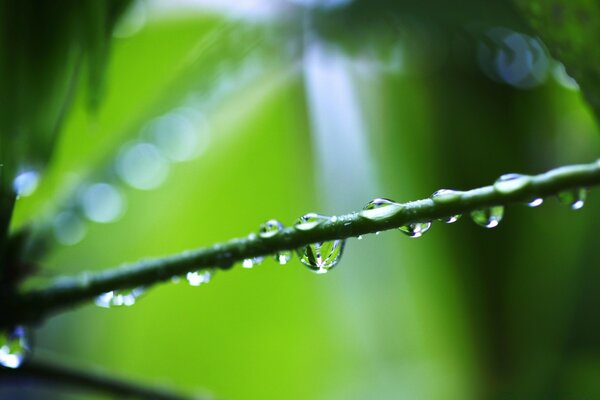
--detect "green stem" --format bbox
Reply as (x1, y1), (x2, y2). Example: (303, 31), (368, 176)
(3, 160), (600, 329)
(0, 356), (208, 400)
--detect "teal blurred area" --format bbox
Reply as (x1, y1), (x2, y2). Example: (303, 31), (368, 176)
(2, 1), (600, 399)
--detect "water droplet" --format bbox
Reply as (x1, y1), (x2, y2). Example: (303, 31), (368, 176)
(295, 215), (344, 274)
(399, 222), (431, 238)
(81, 183), (125, 223)
(294, 213), (328, 231)
(494, 173), (530, 194)
(357, 235), (363, 240)
(527, 198), (544, 207)
(276, 251), (292, 265)
(117, 142), (169, 190)
(470, 206), (504, 228)
(431, 189), (462, 204)
(95, 287), (145, 308)
(0, 326), (29, 369)
(186, 270), (212, 286)
(259, 219), (284, 239)
(558, 188), (587, 210)
(12, 170), (39, 198)
(360, 198), (401, 220)
(242, 257), (263, 268)
(439, 215), (462, 224)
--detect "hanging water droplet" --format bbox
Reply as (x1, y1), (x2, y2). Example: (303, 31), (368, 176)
(12, 170), (39, 198)
(295, 214), (344, 274)
(95, 287), (145, 308)
(360, 198), (401, 220)
(259, 219), (284, 238)
(470, 206), (504, 228)
(0, 326), (29, 369)
(558, 188), (587, 210)
(431, 189), (462, 204)
(294, 213), (329, 231)
(439, 214), (462, 224)
(527, 198), (544, 207)
(186, 270), (212, 286)
(276, 250), (292, 265)
(494, 173), (530, 194)
(242, 257), (263, 268)
(399, 222), (432, 238)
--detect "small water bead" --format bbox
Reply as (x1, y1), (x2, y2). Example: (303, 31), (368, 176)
(0, 326), (29, 369)
(431, 189), (462, 204)
(558, 188), (587, 210)
(259, 219), (284, 238)
(439, 214), (462, 224)
(357, 235), (363, 240)
(470, 206), (504, 228)
(295, 214), (345, 274)
(13, 170), (40, 198)
(242, 257), (263, 268)
(295, 213), (329, 231)
(399, 222), (431, 238)
(276, 251), (292, 265)
(361, 198), (401, 220)
(494, 173), (531, 194)
(186, 270), (212, 286)
(95, 287), (145, 308)
(527, 198), (544, 207)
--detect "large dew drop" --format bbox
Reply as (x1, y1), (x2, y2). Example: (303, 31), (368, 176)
(0, 326), (29, 369)
(95, 287), (145, 308)
(494, 173), (530, 194)
(558, 188), (587, 210)
(470, 206), (504, 228)
(295, 214), (345, 274)
(361, 198), (401, 221)
(399, 222), (431, 238)
(186, 270), (212, 286)
(259, 219), (292, 265)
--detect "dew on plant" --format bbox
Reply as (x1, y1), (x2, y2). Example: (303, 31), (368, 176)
(95, 287), (145, 308)
(242, 257), (263, 268)
(357, 235), (363, 240)
(470, 206), (504, 228)
(439, 214), (462, 224)
(0, 326), (29, 369)
(186, 270), (212, 286)
(558, 188), (587, 210)
(527, 198), (544, 207)
(294, 213), (329, 231)
(360, 198), (401, 220)
(276, 251), (292, 265)
(431, 189), (462, 204)
(12, 170), (39, 198)
(399, 222), (431, 238)
(259, 219), (284, 238)
(295, 214), (345, 274)
(494, 173), (530, 194)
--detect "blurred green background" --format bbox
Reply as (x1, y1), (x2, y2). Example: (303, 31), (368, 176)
(2, 0), (600, 399)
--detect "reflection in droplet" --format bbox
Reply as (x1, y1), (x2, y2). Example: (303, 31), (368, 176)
(295, 212), (329, 231)
(527, 198), (544, 207)
(117, 142), (169, 190)
(295, 214), (345, 274)
(186, 270), (212, 286)
(13, 170), (39, 197)
(439, 215), (462, 224)
(470, 206), (504, 228)
(95, 287), (145, 308)
(81, 183), (125, 223)
(259, 219), (292, 264)
(494, 173), (530, 194)
(53, 211), (87, 245)
(399, 222), (431, 238)
(0, 326), (29, 369)
(558, 188), (587, 210)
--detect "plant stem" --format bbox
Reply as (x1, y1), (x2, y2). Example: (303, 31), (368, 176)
(0, 356), (208, 400)
(2, 160), (600, 329)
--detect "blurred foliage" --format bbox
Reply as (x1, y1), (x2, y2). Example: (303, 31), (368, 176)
(1, 1), (600, 400)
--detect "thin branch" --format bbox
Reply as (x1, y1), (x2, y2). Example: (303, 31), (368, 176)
(3, 160), (600, 328)
(0, 356), (208, 400)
